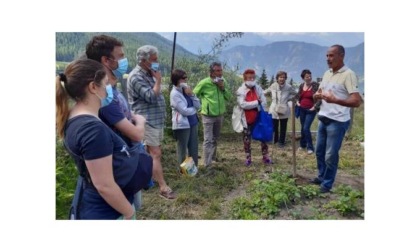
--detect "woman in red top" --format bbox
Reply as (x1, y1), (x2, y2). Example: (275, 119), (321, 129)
(236, 69), (272, 166)
(296, 69), (321, 154)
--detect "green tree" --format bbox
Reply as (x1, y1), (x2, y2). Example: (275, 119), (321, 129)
(270, 75), (275, 85)
(258, 69), (269, 89)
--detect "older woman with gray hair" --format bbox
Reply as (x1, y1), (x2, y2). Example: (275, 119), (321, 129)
(127, 45), (176, 200)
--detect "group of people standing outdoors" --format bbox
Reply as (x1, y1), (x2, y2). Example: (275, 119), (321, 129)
(56, 33), (362, 219)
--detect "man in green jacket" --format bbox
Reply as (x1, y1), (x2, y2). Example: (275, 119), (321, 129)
(193, 62), (232, 169)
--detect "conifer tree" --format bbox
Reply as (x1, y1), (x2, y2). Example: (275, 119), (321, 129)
(258, 69), (269, 89)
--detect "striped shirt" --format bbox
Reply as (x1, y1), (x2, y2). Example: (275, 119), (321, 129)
(127, 65), (166, 129)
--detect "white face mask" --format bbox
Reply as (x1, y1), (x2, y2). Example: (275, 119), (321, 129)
(180, 82), (188, 89)
(245, 81), (256, 87)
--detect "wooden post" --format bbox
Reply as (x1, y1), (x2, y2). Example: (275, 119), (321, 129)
(291, 101), (297, 177)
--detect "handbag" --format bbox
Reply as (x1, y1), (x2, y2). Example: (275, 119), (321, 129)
(232, 105), (244, 133)
(251, 104), (273, 142)
(275, 91), (288, 115)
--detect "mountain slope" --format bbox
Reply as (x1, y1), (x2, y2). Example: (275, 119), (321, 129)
(56, 32), (197, 69)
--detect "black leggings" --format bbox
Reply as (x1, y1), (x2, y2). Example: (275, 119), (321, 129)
(273, 118), (288, 144)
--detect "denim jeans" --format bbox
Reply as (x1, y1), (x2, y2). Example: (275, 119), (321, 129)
(315, 116), (350, 190)
(299, 108), (316, 151)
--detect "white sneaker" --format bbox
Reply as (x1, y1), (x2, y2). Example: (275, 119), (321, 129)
(307, 150), (314, 154)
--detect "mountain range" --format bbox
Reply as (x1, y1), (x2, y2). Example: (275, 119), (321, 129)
(56, 32), (364, 92)
(219, 41), (364, 84)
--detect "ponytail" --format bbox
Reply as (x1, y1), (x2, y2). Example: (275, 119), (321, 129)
(56, 74), (70, 139)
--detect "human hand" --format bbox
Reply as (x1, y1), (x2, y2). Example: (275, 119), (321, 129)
(132, 114), (146, 127)
(296, 101), (300, 106)
(321, 90), (336, 103)
(216, 78), (224, 90)
(309, 107), (315, 111)
(183, 86), (193, 96)
(314, 88), (322, 99)
(151, 70), (162, 82)
(123, 210), (136, 220)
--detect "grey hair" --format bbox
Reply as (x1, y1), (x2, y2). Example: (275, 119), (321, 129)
(136, 45), (159, 63)
(209, 61), (222, 73)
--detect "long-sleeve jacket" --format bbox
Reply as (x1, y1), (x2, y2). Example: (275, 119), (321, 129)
(193, 77), (232, 116)
(236, 83), (267, 128)
(264, 82), (297, 119)
(170, 86), (201, 130)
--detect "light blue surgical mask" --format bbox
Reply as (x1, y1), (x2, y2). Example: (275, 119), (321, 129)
(112, 58), (128, 79)
(96, 84), (113, 107)
(150, 62), (159, 72)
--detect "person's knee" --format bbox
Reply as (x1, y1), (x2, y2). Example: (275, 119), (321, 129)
(147, 146), (162, 159)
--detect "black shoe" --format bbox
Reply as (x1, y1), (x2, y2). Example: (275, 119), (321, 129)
(309, 177), (322, 185)
(320, 186), (331, 193)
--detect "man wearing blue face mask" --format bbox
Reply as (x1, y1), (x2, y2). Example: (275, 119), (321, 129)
(86, 35), (147, 211)
(127, 45), (176, 200)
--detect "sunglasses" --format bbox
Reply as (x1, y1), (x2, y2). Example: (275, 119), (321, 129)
(181, 76), (188, 79)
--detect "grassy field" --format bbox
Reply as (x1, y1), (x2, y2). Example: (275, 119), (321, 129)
(56, 104), (364, 220)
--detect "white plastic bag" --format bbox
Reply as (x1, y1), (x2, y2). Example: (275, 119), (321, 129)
(232, 105), (244, 133)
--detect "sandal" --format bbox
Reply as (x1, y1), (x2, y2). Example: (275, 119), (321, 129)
(159, 187), (176, 200)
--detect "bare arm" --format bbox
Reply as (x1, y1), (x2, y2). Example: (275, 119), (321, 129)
(322, 91), (362, 108)
(113, 114), (146, 143)
(85, 155), (134, 219)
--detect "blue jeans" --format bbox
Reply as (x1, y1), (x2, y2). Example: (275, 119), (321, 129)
(299, 108), (316, 151)
(315, 116), (350, 190)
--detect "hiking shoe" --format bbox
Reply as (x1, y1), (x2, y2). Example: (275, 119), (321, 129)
(278, 143), (285, 149)
(159, 187), (176, 200)
(309, 177), (322, 185)
(307, 150), (314, 154)
(245, 159), (252, 166)
(263, 158), (273, 165)
(320, 186), (331, 194)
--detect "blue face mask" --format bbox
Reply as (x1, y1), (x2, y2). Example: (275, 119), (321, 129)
(96, 84), (114, 107)
(150, 62), (159, 72)
(112, 58), (128, 79)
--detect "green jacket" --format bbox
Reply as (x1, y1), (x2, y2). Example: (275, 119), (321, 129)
(193, 77), (232, 116)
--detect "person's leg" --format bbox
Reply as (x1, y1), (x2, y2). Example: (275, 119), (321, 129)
(212, 115), (223, 162)
(272, 119), (279, 144)
(187, 124), (199, 167)
(144, 125), (175, 199)
(299, 109), (307, 148)
(261, 141), (272, 163)
(304, 110), (316, 152)
(174, 129), (189, 166)
(202, 115), (215, 167)
(315, 120), (327, 181)
(279, 118), (288, 146)
(320, 120), (350, 190)
(243, 127), (252, 165)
